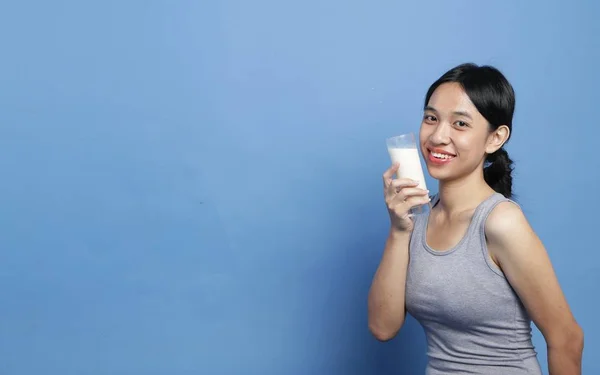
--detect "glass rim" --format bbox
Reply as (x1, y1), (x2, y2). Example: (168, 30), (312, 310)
(386, 132), (416, 145)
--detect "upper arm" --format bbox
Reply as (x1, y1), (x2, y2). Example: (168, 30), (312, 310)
(485, 202), (582, 346)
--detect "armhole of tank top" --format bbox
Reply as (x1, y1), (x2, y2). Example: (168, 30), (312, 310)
(479, 197), (522, 279)
(430, 193), (440, 209)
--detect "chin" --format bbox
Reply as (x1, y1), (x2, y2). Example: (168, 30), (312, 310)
(426, 168), (449, 181)
(425, 161), (457, 182)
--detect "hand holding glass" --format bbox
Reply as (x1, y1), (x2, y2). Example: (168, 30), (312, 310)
(386, 132), (431, 216)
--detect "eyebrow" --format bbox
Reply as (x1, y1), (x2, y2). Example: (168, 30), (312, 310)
(424, 106), (473, 120)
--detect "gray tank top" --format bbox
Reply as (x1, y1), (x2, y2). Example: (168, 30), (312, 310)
(405, 193), (543, 375)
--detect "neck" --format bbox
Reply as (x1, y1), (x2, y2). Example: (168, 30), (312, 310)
(436, 170), (496, 216)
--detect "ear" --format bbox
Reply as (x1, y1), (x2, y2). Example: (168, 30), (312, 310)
(486, 125), (510, 154)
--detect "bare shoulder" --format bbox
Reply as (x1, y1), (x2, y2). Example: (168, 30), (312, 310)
(484, 200), (544, 276)
(485, 200), (533, 247)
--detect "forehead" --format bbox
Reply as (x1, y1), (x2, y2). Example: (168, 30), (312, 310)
(426, 82), (478, 116)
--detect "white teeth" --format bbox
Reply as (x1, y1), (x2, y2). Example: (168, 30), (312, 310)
(431, 152), (453, 159)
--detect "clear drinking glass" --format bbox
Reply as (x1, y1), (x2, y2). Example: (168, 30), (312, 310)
(386, 132), (431, 216)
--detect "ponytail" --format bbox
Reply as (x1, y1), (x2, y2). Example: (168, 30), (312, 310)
(484, 148), (514, 198)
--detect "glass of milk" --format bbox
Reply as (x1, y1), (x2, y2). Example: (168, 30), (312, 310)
(386, 132), (431, 216)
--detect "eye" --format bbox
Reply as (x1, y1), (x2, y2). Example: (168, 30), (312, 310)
(423, 114), (437, 123)
(455, 120), (469, 128)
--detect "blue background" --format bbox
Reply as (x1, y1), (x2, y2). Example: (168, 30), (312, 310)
(1, 1), (598, 374)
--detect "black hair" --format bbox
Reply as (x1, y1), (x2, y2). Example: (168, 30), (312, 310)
(424, 63), (515, 198)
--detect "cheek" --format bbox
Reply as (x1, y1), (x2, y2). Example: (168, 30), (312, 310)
(418, 127), (429, 154)
(455, 136), (485, 161)
(454, 136), (470, 150)
(419, 125), (430, 144)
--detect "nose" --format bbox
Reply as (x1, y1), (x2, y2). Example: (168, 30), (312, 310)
(429, 121), (451, 145)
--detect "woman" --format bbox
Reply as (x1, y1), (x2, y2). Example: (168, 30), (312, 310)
(368, 63), (584, 375)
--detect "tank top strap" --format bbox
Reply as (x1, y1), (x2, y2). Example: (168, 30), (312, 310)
(471, 192), (518, 229)
(463, 193), (508, 240)
(465, 193), (520, 275)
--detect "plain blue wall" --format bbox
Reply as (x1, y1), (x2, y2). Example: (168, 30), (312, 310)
(1, 1), (598, 374)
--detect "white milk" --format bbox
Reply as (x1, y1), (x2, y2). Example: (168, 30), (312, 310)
(387, 147), (428, 191)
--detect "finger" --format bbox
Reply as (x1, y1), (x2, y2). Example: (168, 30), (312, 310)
(394, 187), (429, 199)
(402, 194), (432, 212)
(386, 180), (422, 199)
(389, 187), (429, 205)
(390, 178), (421, 189)
(382, 163), (400, 188)
(390, 194), (431, 215)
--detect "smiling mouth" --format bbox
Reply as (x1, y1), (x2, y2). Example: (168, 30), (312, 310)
(427, 148), (456, 163)
(430, 151), (455, 160)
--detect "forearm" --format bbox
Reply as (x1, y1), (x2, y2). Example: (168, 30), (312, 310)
(548, 346), (582, 375)
(368, 228), (411, 341)
(548, 329), (584, 375)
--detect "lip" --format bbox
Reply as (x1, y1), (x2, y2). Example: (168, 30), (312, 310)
(428, 147), (456, 156)
(426, 146), (456, 165)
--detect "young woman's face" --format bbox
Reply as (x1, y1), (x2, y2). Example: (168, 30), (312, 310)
(419, 82), (502, 182)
